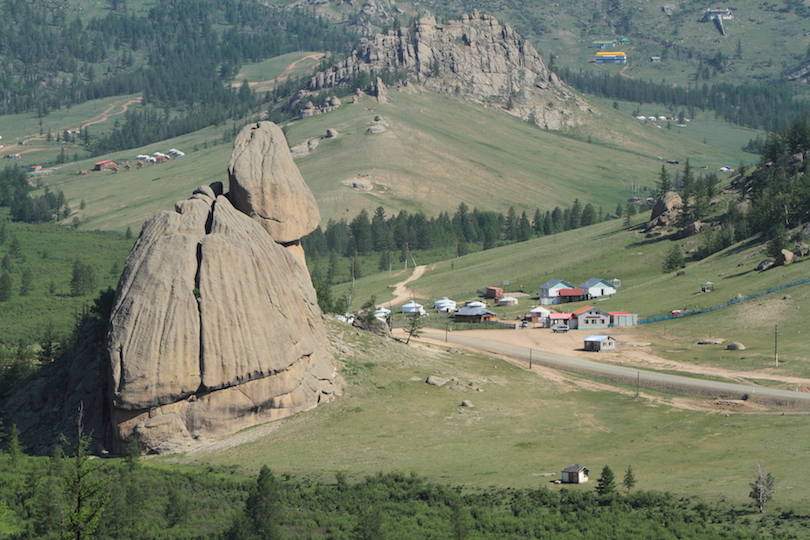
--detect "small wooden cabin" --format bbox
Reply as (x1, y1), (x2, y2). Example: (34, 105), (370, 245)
(561, 464), (589, 484)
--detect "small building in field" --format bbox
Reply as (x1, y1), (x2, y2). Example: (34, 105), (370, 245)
(610, 312), (638, 326)
(573, 306), (611, 330)
(94, 160), (118, 171)
(539, 279), (574, 305)
(583, 335), (616, 352)
(466, 300), (487, 308)
(561, 464), (589, 484)
(485, 286), (504, 299)
(454, 307), (497, 323)
(374, 306), (391, 322)
(701, 282), (714, 293)
(558, 288), (586, 303)
(579, 278), (617, 299)
(497, 296), (518, 307)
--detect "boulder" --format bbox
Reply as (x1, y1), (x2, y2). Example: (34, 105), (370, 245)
(646, 191), (683, 230)
(461, 400), (474, 407)
(675, 221), (705, 239)
(426, 375), (450, 386)
(726, 342), (746, 351)
(756, 260), (774, 272)
(325, 128), (339, 138)
(697, 339), (725, 345)
(107, 186), (338, 452)
(792, 243), (808, 257)
(776, 249), (795, 266)
(227, 122), (320, 244)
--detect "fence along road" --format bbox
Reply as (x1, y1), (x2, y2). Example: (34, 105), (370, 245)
(417, 328), (810, 409)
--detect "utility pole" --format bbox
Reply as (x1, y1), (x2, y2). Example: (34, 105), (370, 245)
(774, 324), (779, 368)
(529, 349), (533, 369)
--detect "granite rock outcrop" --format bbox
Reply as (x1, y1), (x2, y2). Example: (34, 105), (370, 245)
(302, 11), (587, 130)
(108, 122), (338, 453)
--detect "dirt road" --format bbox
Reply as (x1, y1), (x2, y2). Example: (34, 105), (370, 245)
(400, 327), (810, 408)
(388, 265), (427, 306)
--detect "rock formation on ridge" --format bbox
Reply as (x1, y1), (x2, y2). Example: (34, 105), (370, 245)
(302, 11), (587, 130)
(107, 122), (338, 454)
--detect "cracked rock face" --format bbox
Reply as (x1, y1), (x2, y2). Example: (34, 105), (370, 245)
(107, 125), (338, 454)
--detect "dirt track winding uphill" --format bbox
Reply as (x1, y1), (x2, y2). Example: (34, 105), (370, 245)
(388, 265), (427, 306)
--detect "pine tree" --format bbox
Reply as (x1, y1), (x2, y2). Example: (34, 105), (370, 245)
(225, 466), (284, 539)
(19, 268), (32, 296)
(596, 465), (616, 495)
(657, 165), (672, 193)
(62, 408), (108, 540)
(0, 271), (12, 302)
(623, 465), (637, 493)
(663, 244), (686, 272)
(406, 312), (423, 345)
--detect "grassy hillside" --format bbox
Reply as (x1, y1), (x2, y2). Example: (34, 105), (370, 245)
(333, 210), (810, 375)
(164, 320), (810, 513)
(0, 209), (133, 346)
(19, 85), (760, 233)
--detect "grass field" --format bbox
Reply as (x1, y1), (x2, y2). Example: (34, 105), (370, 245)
(235, 52), (325, 91)
(0, 209), (134, 346)
(164, 321), (810, 513)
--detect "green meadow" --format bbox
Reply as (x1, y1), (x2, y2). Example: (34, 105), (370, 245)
(165, 321), (810, 513)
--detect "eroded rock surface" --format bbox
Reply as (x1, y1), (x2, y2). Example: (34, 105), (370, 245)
(108, 191), (338, 452)
(228, 122), (320, 243)
(303, 11), (586, 130)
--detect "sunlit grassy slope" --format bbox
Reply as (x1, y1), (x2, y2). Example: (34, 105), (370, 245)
(334, 211), (810, 374)
(26, 85), (759, 234)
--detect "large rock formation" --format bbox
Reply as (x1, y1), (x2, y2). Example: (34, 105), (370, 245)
(228, 122), (320, 244)
(0, 123), (339, 456)
(646, 191), (683, 231)
(107, 122), (338, 453)
(303, 11), (586, 130)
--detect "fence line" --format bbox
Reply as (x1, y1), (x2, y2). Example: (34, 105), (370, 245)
(638, 277), (810, 324)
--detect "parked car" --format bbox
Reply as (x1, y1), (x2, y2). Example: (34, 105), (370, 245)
(552, 325), (570, 333)
(520, 320), (529, 328)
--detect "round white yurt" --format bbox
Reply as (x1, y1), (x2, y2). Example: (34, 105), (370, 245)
(401, 301), (427, 316)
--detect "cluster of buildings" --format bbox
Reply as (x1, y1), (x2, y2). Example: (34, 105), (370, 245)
(93, 149), (186, 173)
(594, 51), (627, 64)
(539, 278), (619, 305)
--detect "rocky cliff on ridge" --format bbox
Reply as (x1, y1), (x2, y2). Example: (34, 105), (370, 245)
(303, 11), (588, 130)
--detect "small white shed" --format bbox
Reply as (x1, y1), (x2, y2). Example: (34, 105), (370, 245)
(497, 296), (518, 306)
(561, 464), (589, 484)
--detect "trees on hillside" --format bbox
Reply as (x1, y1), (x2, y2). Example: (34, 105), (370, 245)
(596, 466), (617, 495)
(750, 464), (776, 513)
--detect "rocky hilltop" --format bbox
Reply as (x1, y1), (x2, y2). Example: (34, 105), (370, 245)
(3, 122), (339, 455)
(304, 11), (587, 130)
